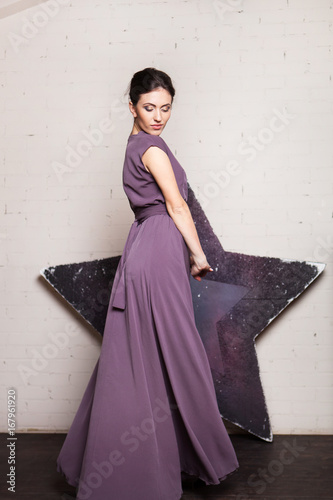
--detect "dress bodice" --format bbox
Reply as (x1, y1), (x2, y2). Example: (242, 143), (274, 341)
(122, 130), (188, 215)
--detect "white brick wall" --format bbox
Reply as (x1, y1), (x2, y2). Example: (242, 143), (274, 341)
(1, 0), (332, 434)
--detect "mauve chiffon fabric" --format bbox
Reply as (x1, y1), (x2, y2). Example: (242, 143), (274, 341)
(57, 130), (239, 500)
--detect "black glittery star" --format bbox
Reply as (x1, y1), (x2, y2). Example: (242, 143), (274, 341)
(40, 185), (324, 441)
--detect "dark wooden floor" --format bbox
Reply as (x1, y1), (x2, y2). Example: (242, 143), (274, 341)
(1, 433), (332, 499)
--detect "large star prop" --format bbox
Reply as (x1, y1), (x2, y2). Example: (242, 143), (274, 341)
(40, 185), (324, 441)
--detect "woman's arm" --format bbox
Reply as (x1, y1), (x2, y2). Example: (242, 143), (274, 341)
(142, 145), (212, 281)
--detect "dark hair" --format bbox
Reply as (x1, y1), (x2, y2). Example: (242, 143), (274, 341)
(125, 67), (175, 106)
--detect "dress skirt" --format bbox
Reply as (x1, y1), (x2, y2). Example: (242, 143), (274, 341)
(57, 212), (239, 500)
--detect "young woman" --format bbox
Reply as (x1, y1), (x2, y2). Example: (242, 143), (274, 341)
(57, 67), (239, 500)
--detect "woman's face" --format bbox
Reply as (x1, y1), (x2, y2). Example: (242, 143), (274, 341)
(129, 87), (172, 136)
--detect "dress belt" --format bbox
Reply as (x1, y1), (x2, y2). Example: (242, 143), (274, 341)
(109, 204), (169, 311)
(134, 204), (169, 224)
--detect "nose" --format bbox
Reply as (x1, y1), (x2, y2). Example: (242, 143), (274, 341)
(153, 109), (162, 122)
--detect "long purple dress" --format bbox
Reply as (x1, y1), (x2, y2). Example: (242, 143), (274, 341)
(57, 130), (239, 500)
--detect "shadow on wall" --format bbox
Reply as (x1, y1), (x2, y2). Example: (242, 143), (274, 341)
(0, 0), (51, 19)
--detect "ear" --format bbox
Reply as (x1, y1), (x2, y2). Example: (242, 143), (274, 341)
(128, 101), (137, 118)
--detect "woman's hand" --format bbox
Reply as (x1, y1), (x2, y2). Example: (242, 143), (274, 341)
(190, 255), (213, 282)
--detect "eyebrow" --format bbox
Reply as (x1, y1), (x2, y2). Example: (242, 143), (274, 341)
(142, 102), (171, 107)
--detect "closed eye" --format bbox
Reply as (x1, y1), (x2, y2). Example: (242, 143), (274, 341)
(144, 106), (171, 112)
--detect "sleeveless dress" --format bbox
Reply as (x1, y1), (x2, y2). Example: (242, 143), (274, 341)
(57, 130), (239, 500)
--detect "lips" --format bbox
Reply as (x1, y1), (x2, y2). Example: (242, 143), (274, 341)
(152, 125), (162, 128)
